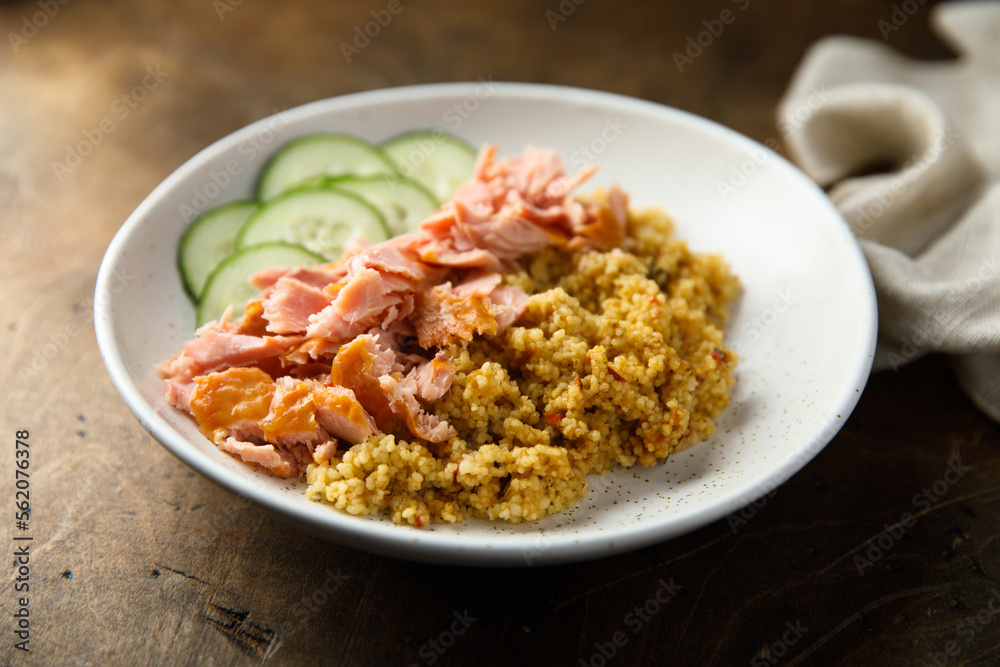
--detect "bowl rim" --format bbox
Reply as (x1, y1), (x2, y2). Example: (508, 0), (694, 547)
(95, 81), (878, 567)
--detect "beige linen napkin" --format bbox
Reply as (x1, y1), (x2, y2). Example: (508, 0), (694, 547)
(778, 1), (1000, 422)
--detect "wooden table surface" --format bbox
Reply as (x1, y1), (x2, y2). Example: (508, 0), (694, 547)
(4, 0), (999, 665)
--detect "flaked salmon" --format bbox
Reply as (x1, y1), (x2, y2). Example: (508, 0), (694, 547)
(160, 144), (627, 478)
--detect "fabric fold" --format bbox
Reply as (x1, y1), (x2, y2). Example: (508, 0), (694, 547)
(778, 1), (1000, 422)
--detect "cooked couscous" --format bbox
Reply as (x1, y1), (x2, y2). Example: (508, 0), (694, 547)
(160, 143), (741, 528)
(305, 206), (739, 526)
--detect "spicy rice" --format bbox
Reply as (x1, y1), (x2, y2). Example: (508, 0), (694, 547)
(305, 205), (739, 526)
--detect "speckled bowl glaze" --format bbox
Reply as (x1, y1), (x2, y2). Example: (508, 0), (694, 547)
(95, 83), (877, 566)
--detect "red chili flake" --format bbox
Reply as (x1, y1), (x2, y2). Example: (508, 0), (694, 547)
(608, 367), (626, 383)
(711, 348), (730, 363)
(544, 412), (564, 427)
(415, 516), (425, 528)
(452, 469), (460, 485)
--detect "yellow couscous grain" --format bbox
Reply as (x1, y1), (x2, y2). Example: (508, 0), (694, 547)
(306, 205), (739, 525)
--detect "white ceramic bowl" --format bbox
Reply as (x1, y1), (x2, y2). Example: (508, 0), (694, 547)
(95, 83), (877, 566)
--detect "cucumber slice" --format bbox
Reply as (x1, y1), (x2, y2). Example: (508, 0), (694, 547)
(196, 242), (325, 327)
(381, 131), (477, 203)
(326, 175), (439, 236)
(236, 187), (389, 260)
(257, 134), (397, 201)
(178, 201), (258, 301)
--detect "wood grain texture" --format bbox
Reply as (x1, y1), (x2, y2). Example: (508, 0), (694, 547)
(3, 0), (997, 665)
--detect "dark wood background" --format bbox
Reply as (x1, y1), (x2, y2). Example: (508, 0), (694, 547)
(4, 0), (999, 665)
